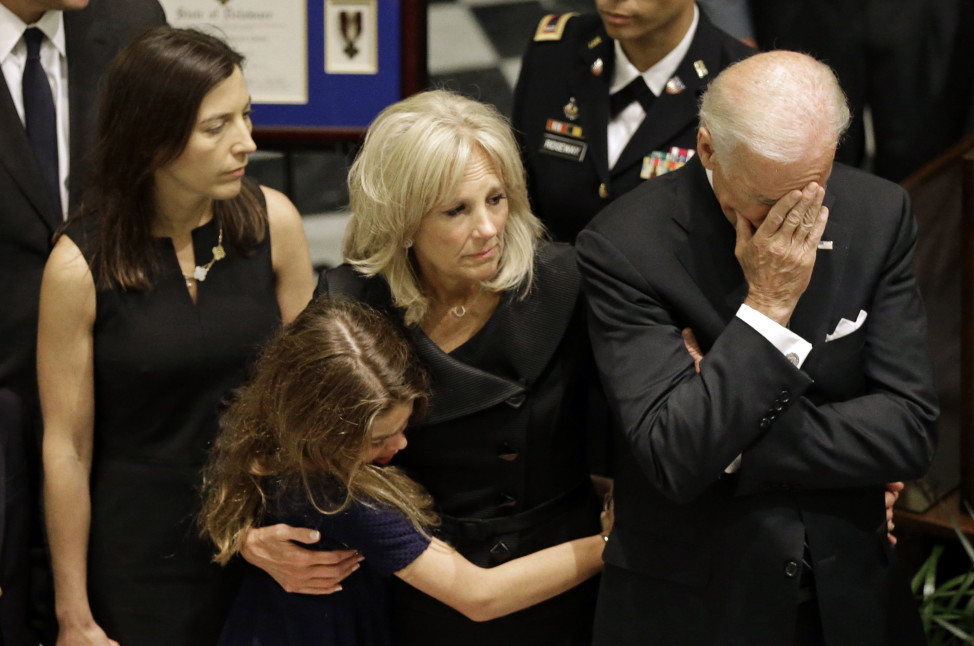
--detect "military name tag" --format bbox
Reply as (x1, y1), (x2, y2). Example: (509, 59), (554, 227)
(540, 133), (588, 162)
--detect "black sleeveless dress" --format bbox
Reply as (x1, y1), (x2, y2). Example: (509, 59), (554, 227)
(63, 203), (280, 645)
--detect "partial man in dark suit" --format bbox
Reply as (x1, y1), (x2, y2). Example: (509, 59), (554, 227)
(748, 0), (974, 182)
(511, 0), (753, 242)
(0, 388), (31, 646)
(577, 51), (937, 645)
(0, 1), (165, 642)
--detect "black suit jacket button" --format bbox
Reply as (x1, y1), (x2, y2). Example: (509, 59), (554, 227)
(759, 417), (771, 430)
(779, 390), (791, 404)
(506, 392), (527, 408)
(489, 540), (513, 564)
(498, 443), (518, 462)
(784, 560), (800, 578)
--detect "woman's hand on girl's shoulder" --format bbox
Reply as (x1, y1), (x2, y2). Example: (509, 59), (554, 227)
(241, 523), (363, 594)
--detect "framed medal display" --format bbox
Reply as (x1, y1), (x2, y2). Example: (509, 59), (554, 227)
(159, 0), (426, 143)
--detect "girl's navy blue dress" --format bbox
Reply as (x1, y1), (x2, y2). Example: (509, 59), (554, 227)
(218, 483), (431, 646)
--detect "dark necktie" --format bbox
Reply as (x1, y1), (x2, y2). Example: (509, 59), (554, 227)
(609, 76), (655, 119)
(23, 28), (61, 215)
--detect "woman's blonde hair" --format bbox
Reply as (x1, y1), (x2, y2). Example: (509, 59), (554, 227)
(200, 298), (435, 564)
(343, 90), (543, 325)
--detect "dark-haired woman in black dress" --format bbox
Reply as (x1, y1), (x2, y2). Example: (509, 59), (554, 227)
(38, 28), (313, 646)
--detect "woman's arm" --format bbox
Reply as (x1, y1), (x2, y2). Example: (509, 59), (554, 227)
(39, 237), (117, 646)
(263, 185), (314, 324)
(396, 534), (605, 622)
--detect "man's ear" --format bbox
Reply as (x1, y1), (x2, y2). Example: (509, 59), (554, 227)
(697, 127), (716, 170)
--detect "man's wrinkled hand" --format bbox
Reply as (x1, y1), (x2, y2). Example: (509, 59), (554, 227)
(241, 523), (362, 594)
(736, 182), (828, 326)
(885, 481), (904, 545)
(682, 328), (704, 373)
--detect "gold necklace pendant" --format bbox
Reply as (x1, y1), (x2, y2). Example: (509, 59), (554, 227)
(183, 221), (225, 286)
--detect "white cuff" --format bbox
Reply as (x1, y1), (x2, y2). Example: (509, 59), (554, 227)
(736, 304), (812, 368)
(724, 454), (743, 474)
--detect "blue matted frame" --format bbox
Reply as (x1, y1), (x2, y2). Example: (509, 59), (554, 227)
(251, 0), (426, 146)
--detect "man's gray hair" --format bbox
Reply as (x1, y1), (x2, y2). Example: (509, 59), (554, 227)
(698, 51), (851, 163)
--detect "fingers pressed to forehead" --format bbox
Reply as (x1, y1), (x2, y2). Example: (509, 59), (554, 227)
(791, 184), (822, 220)
(802, 184), (826, 219)
(761, 189), (804, 232)
(809, 205), (829, 242)
(779, 184), (825, 239)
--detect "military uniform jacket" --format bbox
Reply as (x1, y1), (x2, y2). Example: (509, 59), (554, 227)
(576, 157), (938, 645)
(512, 12), (752, 242)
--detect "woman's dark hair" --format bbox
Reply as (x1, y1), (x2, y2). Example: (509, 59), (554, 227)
(201, 298), (435, 564)
(77, 26), (266, 290)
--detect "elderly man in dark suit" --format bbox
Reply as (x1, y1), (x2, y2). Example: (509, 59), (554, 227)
(577, 50), (937, 645)
(512, 0), (753, 242)
(0, 1), (165, 643)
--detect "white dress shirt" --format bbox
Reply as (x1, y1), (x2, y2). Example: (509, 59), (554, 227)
(0, 5), (71, 218)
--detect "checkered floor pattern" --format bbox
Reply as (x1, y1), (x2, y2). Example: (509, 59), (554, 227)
(428, 0), (592, 116)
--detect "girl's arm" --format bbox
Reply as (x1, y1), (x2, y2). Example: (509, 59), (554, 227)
(396, 534), (605, 622)
(39, 236), (117, 645)
(264, 185), (314, 324)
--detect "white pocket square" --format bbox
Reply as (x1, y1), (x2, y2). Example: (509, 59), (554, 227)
(825, 309), (867, 342)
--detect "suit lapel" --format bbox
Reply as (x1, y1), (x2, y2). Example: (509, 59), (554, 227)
(613, 13), (734, 176)
(570, 27), (612, 185)
(673, 158), (747, 344)
(0, 70), (60, 232)
(790, 188), (847, 355)
(65, 13), (117, 212)
(412, 243), (581, 426)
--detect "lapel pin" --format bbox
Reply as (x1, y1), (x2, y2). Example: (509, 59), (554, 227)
(563, 96), (580, 121)
(817, 241), (833, 250)
(665, 75), (686, 94)
(693, 59), (709, 79)
(588, 36), (602, 49)
(591, 57), (604, 76)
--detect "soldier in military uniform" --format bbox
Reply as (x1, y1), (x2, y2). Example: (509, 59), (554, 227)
(512, 0), (753, 242)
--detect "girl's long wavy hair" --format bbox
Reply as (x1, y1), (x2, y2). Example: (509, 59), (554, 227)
(74, 27), (266, 291)
(200, 298), (434, 565)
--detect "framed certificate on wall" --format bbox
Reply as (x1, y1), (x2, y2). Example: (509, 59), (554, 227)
(157, 0), (427, 144)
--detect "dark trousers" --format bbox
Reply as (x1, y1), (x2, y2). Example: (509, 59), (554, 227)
(794, 595), (826, 646)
